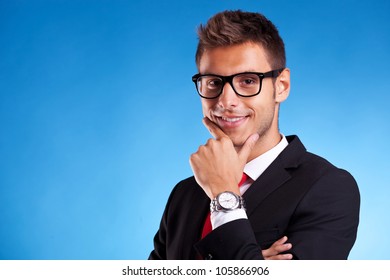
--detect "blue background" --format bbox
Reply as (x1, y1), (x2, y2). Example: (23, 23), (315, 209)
(0, 0), (389, 259)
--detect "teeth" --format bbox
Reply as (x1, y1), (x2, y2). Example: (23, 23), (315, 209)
(221, 116), (244, 122)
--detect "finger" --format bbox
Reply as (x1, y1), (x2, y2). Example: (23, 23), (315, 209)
(238, 133), (259, 163)
(202, 117), (228, 140)
(273, 236), (288, 245)
(262, 242), (292, 257)
(262, 248), (274, 258)
(262, 245), (281, 257)
(263, 244), (291, 257)
(265, 253), (293, 260)
(276, 243), (292, 252)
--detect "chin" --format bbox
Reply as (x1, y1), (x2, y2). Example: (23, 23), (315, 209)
(230, 137), (246, 148)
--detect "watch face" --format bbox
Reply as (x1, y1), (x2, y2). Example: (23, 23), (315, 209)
(218, 192), (239, 209)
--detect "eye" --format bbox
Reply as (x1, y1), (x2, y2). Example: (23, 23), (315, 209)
(245, 78), (256, 84)
(205, 77), (223, 89)
(236, 74), (260, 88)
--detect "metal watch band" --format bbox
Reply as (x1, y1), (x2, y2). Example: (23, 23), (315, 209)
(210, 192), (246, 213)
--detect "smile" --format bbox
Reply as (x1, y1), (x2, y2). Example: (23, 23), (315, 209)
(220, 116), (246, 123)
(215, 115), (248, 129)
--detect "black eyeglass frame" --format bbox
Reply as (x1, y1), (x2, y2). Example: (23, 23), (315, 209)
(191, 68), (285, 99)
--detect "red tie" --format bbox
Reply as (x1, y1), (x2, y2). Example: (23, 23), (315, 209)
(201, 173), (248, 239)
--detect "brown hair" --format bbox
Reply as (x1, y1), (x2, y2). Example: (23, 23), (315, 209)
(195, 10), (286, 70)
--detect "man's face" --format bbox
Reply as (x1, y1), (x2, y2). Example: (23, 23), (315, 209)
(198, 42), (289, 149)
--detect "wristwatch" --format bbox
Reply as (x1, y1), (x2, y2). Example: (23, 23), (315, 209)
(210, 191), (246, 213)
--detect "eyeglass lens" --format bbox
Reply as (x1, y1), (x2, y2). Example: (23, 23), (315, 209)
(197, 73), (261, 98)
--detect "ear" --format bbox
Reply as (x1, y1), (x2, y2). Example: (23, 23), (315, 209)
(275, 68), (290, 103)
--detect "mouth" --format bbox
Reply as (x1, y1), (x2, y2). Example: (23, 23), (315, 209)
(214, 115), (249, 129)
(220, 116), (246, 122)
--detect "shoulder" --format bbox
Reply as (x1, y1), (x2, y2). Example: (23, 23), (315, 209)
(287, 136), (359, 204)
(172, 176), (200, 195)
(282, 135), (359, 202)
(284, 135), (357, 184)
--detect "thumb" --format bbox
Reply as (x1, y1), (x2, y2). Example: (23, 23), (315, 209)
(238, 133), (259, 163)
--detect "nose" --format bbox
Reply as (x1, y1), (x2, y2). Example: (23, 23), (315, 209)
(217, 82), (239, 109)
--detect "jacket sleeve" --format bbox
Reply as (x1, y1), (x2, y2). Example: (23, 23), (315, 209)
(194, 219), (264, 260)
(148, 210), (168, 260)
(148, 185), (178, 260)
(286, 168), (360, 259)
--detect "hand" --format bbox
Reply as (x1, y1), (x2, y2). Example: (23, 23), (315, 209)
(189, 117), (259, 199)
(262, 236), (293, 260)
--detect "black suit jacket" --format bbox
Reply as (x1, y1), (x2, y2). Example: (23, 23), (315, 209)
(149, 135), (360, 260)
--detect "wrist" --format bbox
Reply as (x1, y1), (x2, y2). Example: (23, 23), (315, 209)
(210, 185), (240, 199)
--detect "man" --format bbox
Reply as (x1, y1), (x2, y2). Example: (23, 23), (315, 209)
(149, 10), (360, 260)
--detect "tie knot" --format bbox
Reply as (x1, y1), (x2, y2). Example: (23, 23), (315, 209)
(238, 173), (248, 187)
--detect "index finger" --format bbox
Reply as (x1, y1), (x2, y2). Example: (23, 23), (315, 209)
(202, 117), (228, 140)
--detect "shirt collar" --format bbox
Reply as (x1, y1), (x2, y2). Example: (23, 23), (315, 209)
(244, 134), (289, 182)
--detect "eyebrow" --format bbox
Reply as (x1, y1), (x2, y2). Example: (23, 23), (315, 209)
(200, 70), (268, 76)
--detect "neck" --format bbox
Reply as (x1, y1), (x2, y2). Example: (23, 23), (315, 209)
(235, 123), (282, 163)
(251, 130), (282, 162)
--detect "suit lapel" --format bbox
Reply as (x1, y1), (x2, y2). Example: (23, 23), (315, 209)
(243, 135), (306, 216)
(244, 158), (291, 216)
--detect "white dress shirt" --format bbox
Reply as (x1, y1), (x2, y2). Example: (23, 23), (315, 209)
(211, 134), (289, 229)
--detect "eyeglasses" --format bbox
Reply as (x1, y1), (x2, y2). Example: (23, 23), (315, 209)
(191, 68), (284, 99)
